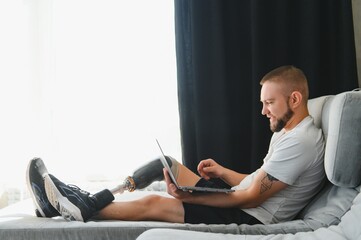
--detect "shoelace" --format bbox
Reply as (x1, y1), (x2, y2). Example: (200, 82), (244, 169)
(67, 183), (97, 214)
(67, 184), (91, 196)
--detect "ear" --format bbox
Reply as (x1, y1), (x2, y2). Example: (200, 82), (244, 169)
(289, 91), (303, 108)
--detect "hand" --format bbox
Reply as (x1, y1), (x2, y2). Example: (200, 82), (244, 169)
(163, 168), (190, 200)
(197, 158), (224, 180)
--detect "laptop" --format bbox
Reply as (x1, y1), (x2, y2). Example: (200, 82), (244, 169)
(156, 139), (234, 193)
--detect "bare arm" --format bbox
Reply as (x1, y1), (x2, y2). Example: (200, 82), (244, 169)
(165, 168), (288, 209)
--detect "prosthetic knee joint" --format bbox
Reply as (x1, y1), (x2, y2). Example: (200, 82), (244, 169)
(112, 156), (179, 194)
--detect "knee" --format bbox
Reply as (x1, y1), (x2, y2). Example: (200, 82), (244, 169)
(140, 194), (163, 207)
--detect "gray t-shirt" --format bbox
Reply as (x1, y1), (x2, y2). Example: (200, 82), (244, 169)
(233, 116), (325, 224)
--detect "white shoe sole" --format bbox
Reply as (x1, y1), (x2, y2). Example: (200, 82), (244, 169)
(26, 158), (46, 217)
(44, 174), (84, 222)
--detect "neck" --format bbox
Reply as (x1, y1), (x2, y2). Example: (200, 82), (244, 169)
(284, 107), (309, 132)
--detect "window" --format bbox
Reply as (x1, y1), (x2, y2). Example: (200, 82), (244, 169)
(0, 0), (180, 208)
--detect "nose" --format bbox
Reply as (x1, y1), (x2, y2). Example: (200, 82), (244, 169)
(261, 103), (269, 116)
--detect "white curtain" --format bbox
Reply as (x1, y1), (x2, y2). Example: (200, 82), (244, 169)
(0, 0), (180, 204)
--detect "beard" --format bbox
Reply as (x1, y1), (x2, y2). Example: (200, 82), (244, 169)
(271, 106), (294, 132)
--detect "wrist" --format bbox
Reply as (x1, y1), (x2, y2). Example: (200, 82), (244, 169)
(219, 167), (228, 180)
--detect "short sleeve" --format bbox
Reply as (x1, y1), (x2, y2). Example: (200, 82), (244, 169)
(262, 133), (316, 185)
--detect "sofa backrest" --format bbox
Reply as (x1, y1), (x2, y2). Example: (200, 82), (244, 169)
(308, 95), (332, 129)
(294, 90), (361, 228)
(308, 89), (361, 188)
(321, 89), (361, 188)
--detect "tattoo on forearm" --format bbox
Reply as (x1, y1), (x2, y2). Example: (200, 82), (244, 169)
(260, 173), (279, 194)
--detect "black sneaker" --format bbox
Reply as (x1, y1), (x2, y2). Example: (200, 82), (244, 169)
(26, 158), (60, 218)
(44, 174), (114, 222)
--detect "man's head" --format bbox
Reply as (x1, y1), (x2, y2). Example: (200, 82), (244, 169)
(260, 65), (310, 132)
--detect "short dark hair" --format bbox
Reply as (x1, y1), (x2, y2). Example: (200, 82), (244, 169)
(260, 65), (309, 103)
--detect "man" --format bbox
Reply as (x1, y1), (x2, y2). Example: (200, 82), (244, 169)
(28, 65), (325, 225)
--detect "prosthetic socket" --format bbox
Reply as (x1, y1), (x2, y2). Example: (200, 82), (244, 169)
(112, 156), (176, 194)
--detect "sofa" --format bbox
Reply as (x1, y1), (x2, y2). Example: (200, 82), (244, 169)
(0, 89), (360, 240)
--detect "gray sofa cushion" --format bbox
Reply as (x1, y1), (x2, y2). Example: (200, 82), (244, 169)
(322, 90), (361, 187)
(296, 182), (358, 227)
(307, 95), (332, 128)
(230, 183), (359, 235)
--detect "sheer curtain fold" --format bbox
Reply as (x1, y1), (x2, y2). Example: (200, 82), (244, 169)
(0, 0), (179, 208)
(175, 0), (359, 174)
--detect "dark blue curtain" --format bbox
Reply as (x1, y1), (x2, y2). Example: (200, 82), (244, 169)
(174, 0), (359, 174)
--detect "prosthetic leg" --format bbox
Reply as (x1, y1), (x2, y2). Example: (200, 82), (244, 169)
(110, 156), (179, 194)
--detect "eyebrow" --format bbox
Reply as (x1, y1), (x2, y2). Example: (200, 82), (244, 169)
(260, 98), (275, 103)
